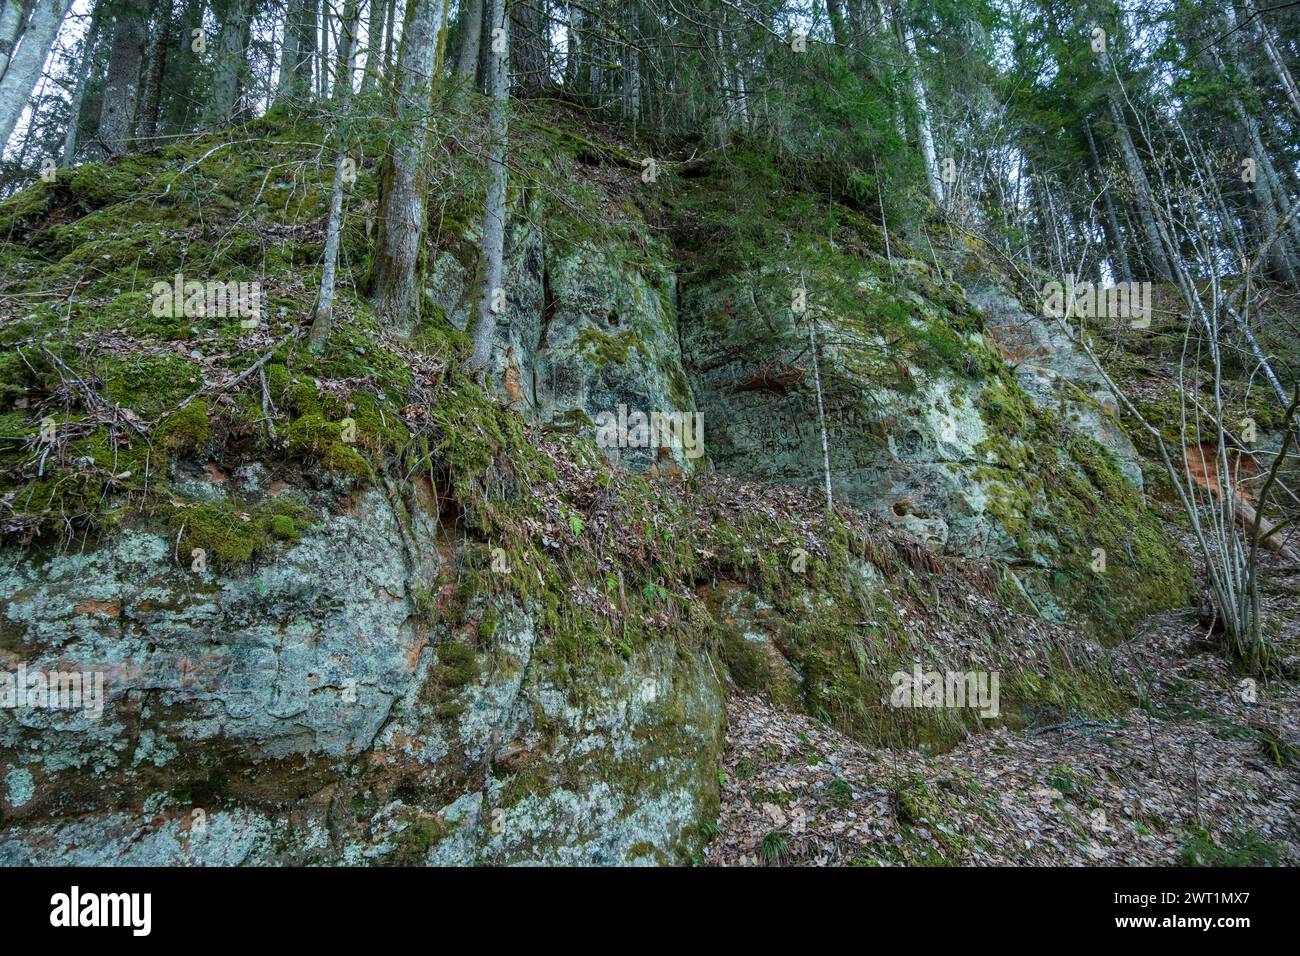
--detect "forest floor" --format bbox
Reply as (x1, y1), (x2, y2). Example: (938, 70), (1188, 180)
(708, 548), (1300, 867)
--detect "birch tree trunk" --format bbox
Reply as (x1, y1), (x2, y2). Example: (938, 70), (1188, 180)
(381, 0), (395, 77)
(369, 0), (444, 331)
(0, 0), (72, 153)
(310, 0), (362, 352)
(466, 0), (509, 371)
(808, 312), (833, 512)
(897, 8), (942, 208)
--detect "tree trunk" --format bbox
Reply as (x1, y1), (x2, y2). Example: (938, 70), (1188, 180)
(135, 0), (173, 145)
(808, 311), (833, 512)
(159, 0), (201, 130)
(1248, 1), (1300, 121)
(359, 0), (384, 93)
(510, 0), (544, 95)
(95, 5), (147, 158)
(368, 0), (445, 332)
(1101, 89), (1172, 279)
(60, 5), (102, 166)
(453, 0), (481, 80)
(826, 0), (848, 45)
(310, 0), (362, 353)
(466, 0), (509, 371)
(205, 0), (252, 126)
(896, 3), (942, 208)
(299, 0), (318, 96)
(1082, 113), (1133, 282)
(1209, 8), (1300, 275)
(431, 0), (451, 87)
(0, 0), (32, 84)
(318, 0), (330, 97)
(381, 0), (395, 77)
(276, 0), (305, 102)
(0, 0), (73, 152)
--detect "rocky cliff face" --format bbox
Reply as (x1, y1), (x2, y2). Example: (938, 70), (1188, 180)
(669, 160), (1187, 637)
(0, 109), (1190, 864)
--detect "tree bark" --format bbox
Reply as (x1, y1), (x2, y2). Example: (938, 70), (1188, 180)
(369, 0), (445, 332)
(276, 0), (306, 102)
(310, 0), (362, 352)
(1247, 1), (1300, 121)
(299, 0), (318, 96)
(380, 0), (395, 77)
(95, 4), (148, 157)
(466, 0), (509, 370)
(60, 5), (102, 166)
(0, 0), (32, 84)
(896, 2), (942, 208)
(135, 0), (173, 145)
(159, 0), (201, 130)
(826, 0), (848, 45)
(318, 0), (330, 97)
(205, 0), (252, 126)
(0, 0), (73, 153)
(1097, 53), (1173, 280)
(510, 0), (544, 96)
(808, 311), (833, 513)
(453, 0), (480, 80)
(1082, 113), (1133, 282)
(359, 0), (384, 93)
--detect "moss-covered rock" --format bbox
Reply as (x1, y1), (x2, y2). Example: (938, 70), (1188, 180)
(672, 156), (1191, 641)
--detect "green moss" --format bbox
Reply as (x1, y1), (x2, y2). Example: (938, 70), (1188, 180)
(0, 181), (54, 235)
(172, 500), (268, 565)
(66, 158), (157, 209)
(156, 400), (210, 452)
(169, 497), (312, 567)
(269, 514), (299, 540)
(576, 327), (643, 367)
(287, 414), (370, 478)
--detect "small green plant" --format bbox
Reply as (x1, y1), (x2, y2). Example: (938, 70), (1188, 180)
(760, 830), (789, 864)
